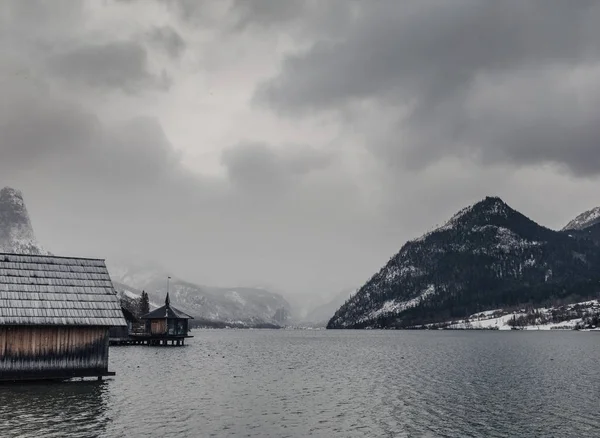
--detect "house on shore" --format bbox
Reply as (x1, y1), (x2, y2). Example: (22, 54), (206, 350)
(137, 293), (193, 346)
(0, 253), (126, 381)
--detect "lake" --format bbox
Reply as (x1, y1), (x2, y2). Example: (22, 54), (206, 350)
(1, 330), (599, 437)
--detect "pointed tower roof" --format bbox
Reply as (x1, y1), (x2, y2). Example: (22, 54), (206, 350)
(140, 292), (193, 320)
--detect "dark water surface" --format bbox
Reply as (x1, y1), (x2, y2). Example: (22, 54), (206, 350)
(1, 330), (599, 437)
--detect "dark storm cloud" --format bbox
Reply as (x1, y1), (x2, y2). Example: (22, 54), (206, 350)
(256, 0), (600, 175)
(0, 70), (186, 196)
(49, 41), (171, 92)
(147, 26), (186, 59)
(0, 80), (99, 171)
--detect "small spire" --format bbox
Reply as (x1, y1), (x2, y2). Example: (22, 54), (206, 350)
(165, 276), (171, 306)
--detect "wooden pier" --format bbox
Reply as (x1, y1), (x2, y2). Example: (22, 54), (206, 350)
(109, 292), (194, 347)
(110, 334), (191, 346)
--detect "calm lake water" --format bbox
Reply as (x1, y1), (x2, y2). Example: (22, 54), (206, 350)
(1, 330), (599, 437)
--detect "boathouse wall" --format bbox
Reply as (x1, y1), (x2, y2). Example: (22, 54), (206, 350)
(0, 326), (109, 379)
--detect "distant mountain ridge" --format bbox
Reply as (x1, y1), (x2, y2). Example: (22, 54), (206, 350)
(328, 197), (600, 329)
(302, 288), (354, 327)
(0, 187), (48, 255)
(108, 261), (292, 326)
(0, 186), (290, 326)
(4, 186), (599, 329)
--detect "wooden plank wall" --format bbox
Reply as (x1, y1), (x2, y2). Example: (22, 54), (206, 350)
(0, 326), (109, 373)
(150, 319), (167, 334)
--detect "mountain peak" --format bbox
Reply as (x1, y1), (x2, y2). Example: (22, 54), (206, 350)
(471, 196), (509, 213)
(432, 196), (512, 234)
(0, 187), (48, 255)
(562, 206), (600, 231)
(328, 195), (600, 330)
(0, 187), (25, 206)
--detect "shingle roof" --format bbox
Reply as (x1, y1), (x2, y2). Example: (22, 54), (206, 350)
(0, 253), (127, 326)
(141, 293), (193, 320)
(141, 304), (193, 320)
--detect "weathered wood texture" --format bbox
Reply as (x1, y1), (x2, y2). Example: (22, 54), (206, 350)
(0, 326), (109, 379)
(150, 319), (167, 335)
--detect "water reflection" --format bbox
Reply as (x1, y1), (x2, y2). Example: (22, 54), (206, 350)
(0, 380), (109, 438)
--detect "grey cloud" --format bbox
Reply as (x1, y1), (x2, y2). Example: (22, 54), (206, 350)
(256, 1), (600, 175)
(147, 26), (186, 58)
(48, 41), (170, 92)
(0, 80), (100, 172)
(2, 0), (85, 33)
(145, 0), (304, 28)
(0, 78), (182, 194)
(229, 0), (359, 39)
(5, 0), (600, 303)
(221, 143), (333, 195)
(0, 79), (369, 298)
(231, 0), (308, 28)
(258, 1), (598, 110)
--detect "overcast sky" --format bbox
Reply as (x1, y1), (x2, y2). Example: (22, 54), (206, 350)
(2, 1), (600, 301)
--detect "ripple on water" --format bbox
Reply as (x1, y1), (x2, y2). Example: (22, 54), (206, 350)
(0, 331), (599, 437)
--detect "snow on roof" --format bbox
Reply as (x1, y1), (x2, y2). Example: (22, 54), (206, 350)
(0, 253), (126, 326)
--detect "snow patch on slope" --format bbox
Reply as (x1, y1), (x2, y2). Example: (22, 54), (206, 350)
(366, 284), (436, 321)
(475, 226), (542, 251)
(563, 206), (600, 231)
(428, 300), (600, 330)
(413, 197), (509, 243)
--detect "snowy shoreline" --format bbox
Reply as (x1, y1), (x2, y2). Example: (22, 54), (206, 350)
(415, 299), (600, 331)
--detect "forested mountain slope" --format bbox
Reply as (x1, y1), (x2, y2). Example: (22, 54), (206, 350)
(328, 197), (600, 329)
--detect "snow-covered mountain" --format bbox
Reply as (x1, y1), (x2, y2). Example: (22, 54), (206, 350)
(563, 206), (600, 231)
(328, 196), (600, 329)
(108, 261), (292, 326)
(0, 187), (48, 254)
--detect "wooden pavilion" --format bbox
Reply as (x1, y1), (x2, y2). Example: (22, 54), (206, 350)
(0, 253), (126, 381)
(138, 293), (193, 346)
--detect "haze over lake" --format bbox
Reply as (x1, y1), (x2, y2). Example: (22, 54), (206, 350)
(1, 330), (598, 438)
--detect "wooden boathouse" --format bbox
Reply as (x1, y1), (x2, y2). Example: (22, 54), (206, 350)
(136, 293), (193, 346)
(0, 253), (126, 381)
